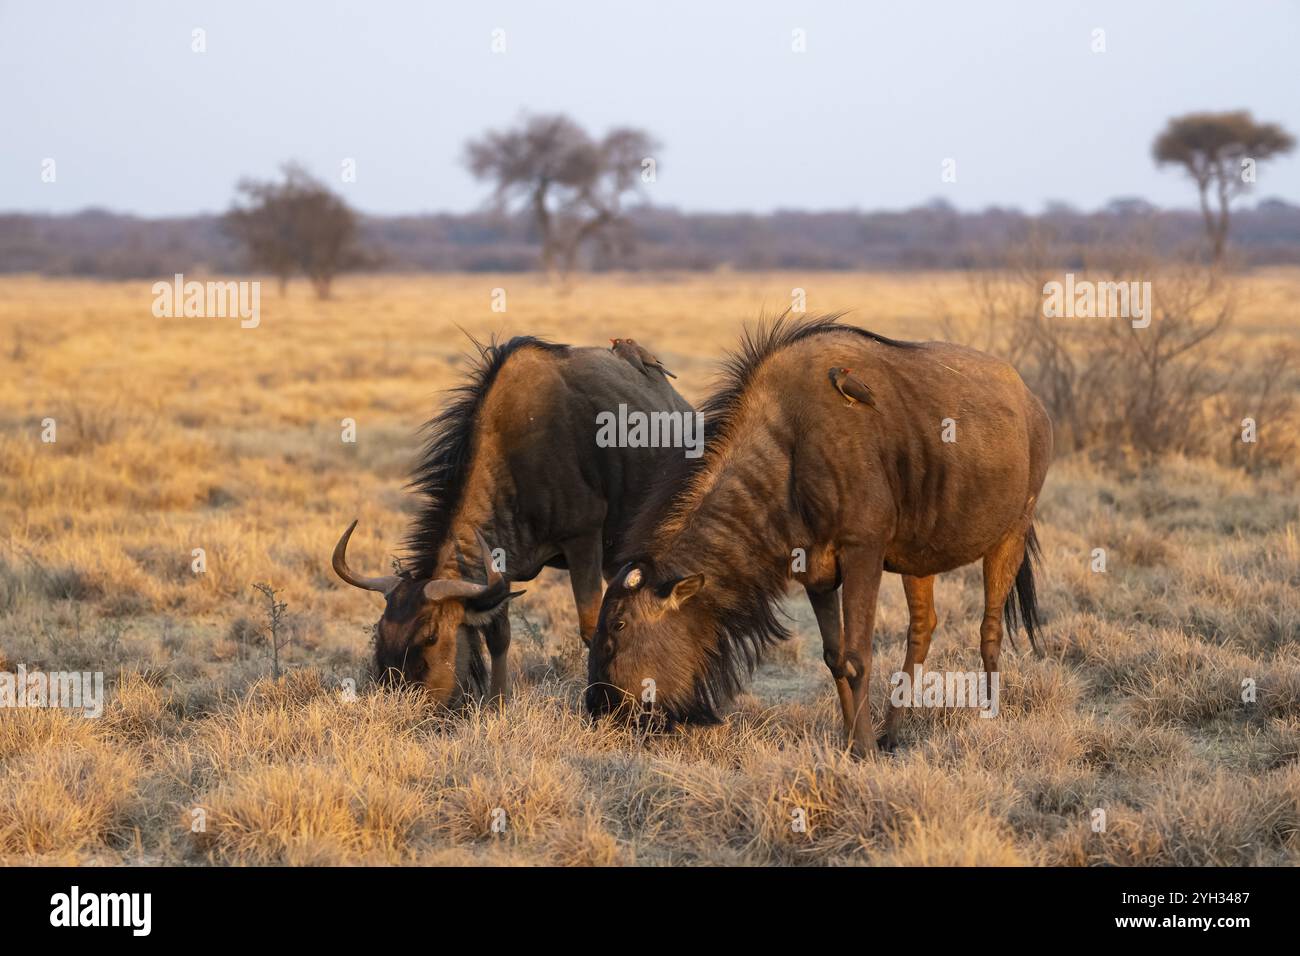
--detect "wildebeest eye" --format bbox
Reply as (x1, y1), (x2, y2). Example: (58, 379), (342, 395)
(614, 620), (626, 632)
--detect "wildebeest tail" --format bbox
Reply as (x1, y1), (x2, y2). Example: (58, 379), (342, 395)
(1003, 525), (1043, 656)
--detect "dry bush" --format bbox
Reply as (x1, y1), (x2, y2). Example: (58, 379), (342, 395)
(102, 670), (181, 743)
(534, 811), (628, 866)
(0, 705), (100, 761)
(949, 240), (1296, 469)
(1222, 344), (1300, 473)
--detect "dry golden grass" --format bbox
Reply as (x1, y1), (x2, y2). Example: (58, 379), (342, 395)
(0, 270), (1297, 865)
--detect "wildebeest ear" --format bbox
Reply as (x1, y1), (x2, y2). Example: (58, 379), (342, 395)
(664, 573), (705, 607)
(463, 584), (524, 625)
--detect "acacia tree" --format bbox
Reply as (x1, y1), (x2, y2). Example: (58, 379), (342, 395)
(1153, 111), (1294, 264)
(464, 114), (658, 278)
(225, 163), (362, 298)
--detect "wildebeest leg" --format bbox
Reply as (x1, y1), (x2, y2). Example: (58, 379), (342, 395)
(980, 528), (1027, 680)
(562, 533), (605, 647)
(482, 613), (511, 704)
(879, 574), (937, 752)
(806, 587), (855, 736)
(840, 544), (885, 758)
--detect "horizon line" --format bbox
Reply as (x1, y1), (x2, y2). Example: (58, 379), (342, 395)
(5, 196), (1298, 222)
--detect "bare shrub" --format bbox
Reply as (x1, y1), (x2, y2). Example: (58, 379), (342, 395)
(251, 583), (291, 679)
(1220, 343), (1300, 473)
(948, 238), (1293, 469)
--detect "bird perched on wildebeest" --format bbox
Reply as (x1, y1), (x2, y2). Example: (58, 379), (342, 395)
(611, 338), (677, 379)
(828, 366), (876, 409)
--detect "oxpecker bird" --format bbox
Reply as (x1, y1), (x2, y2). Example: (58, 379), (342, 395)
(611, 338), (677, 379)
(829, 366), (877, 409)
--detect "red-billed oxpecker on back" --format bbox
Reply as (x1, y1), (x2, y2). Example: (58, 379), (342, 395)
(332, 334), (694, 707)
(586, 314), (1052, 757)
(611, 338), (677, 379)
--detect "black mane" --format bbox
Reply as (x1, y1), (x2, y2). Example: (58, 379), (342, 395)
(405, 334), (569, 579)
(677, 575), (792, 725)
(621, 311), (917, 559)
(698, 310), (916, 450)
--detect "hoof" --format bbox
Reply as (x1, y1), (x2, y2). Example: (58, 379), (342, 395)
(876, 733), (897, 754)
(848, 739), (873, 760)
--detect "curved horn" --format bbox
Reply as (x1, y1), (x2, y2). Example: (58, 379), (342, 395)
(474, 529), (503, 586)
(332, 520), (400, 594)
(423, 578), (489, 602)
(423, 529), (504, 603)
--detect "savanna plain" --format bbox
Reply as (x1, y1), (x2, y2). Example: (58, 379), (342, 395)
(1, 270), (1298, 865)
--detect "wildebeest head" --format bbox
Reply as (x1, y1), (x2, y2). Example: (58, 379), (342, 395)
(332, 520), (519, 702)
(585, 562), (717, 724)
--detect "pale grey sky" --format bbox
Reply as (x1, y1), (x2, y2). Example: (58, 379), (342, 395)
(2, 0), (1297, 216)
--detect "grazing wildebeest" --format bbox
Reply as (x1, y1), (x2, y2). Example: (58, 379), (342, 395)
(585, 315), (1052, 757)
(332, 335), (694, 706)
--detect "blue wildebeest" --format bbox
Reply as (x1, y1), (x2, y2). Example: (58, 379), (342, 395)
(586, 315), (1051, 757)
(333, 334), (695, 706)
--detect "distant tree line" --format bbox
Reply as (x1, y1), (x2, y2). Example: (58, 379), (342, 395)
(6, 199), (1300, 279)
(3, 111), (1295, 282)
